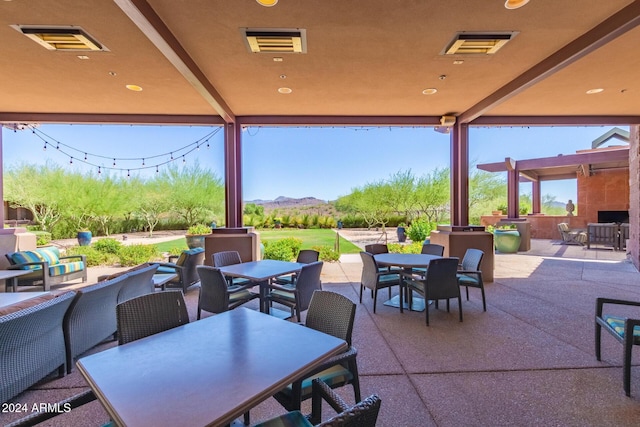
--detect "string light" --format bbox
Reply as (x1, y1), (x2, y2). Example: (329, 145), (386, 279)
(182, 155), (186, 164)
(19, 125), (222, 175)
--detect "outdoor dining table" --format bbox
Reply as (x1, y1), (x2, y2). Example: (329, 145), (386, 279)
(0, 269), (35, 292)
(0, 291), (50, 309)
(374, 253), (441, 311)
(217, 259), (305, 316)
(76, 307), (347, 427)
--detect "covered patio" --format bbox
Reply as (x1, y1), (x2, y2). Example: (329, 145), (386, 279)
(1, 241), (638, 426)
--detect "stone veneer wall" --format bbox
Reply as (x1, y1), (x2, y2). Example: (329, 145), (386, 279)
(629, 125), (639, 270)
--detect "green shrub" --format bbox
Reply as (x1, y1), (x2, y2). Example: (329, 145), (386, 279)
(407, 220), (434, 242)
(187, 224), (211, 235)
(167, 246), (185, 256)
(263, 237), (303, 261)
(118, 244), (161, 266)
(93, 238), (122, 254)
(387, 242), (422, 254)
(65, 245), (117, 267)
(312, 245), (340, 262)
(32, 231), (52, 246)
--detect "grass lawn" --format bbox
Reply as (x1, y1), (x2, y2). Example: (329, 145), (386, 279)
(153, 228), (361, 254)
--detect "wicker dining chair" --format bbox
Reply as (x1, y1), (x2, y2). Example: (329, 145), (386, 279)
(273, 291), (361, 413)
(457, 249), (487, 311)
(421, 243), (445, 256)
(256, 379), (380, 427)
(403, 257), (462, 326)
(212, 250), (253, 287)
(266, 261), (323, 320)
(272, 249), (320, 286)
(359, 251), (402, 313)
(116, 291), (190, 345)
(196, 265), (259, 319)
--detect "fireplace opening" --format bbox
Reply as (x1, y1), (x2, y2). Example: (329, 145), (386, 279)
(597, 210), (629, 224)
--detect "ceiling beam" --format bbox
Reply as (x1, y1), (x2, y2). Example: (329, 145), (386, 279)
(459, 1), (640, 124)
(471, 116), (640, 126)
(114, 0), (235, 123)
(238, 116), (442, 127)
(0, 113), (224, 126)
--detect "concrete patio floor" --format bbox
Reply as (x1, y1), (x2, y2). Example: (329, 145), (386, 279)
(2, 239), (640, 426)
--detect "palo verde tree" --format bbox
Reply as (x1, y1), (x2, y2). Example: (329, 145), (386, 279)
(158, 162), (224, 226)
(414, 167), (450, 223)
(129, 176), (172, 237)
(4, 162), (66, 232)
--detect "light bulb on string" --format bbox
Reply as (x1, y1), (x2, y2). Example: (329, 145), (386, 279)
(182, 155), (186, 164)
(142, 158), (145, 166)
(56, 144), (59, 150)
(155, 165), (159, 174)
(170, 152), (174, 160)
(43, 143), (47, 151)
(69, 157), (73, 165)
(113, 158), (116, 166)
(98, 166), (101, 175)
(196, 144), (200, 151)
(127, 170), (130, 178)
(84, 153), (87, 161)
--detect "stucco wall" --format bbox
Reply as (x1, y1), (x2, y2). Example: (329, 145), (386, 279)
(577, 169), (629, 224)
(629, 125), (639, 269)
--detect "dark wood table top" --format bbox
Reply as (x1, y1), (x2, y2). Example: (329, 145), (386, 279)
(217, 259), (305, 282)
(374, 253), (440, 268)
(77, 307), (347, 427)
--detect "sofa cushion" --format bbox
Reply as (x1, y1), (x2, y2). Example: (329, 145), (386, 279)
(49, 261), (85, 277)
(36, 247), (61, 265)
(11, 251), (46, 270)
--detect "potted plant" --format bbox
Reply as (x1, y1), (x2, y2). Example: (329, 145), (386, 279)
(77, 229), (92, 246)
(492, 224), (520, 253)
(185, 224), (211, 249)
(396, 222), (407, 243)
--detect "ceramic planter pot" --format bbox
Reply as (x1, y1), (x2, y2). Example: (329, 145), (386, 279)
(185, 235), (206, 249)
(397, 227), (406, 243)
(77, 231), (92, 246)
(494, 229), (520, 253)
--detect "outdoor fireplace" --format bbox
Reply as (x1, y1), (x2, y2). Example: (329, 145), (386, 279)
(597, 210), (629, 224)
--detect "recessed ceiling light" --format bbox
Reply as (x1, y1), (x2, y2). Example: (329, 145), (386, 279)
(586, 88), (604, 94)
(256, 0), (278, 7)
(77, 55), (89, 60)
(505, 0), (530, 9)
(273, 57), (283, 62)
(108, 71), (117, 76)
(422, 88), (438, 95)
(278, 87), (292, 94)
(126, 84), (143, 92)
(453, 60), (464, 65)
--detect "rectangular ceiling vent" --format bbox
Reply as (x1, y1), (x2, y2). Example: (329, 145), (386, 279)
(443, 32), (517, 55)
(242, 28), (307, 53)
(12, 25), (107, 51)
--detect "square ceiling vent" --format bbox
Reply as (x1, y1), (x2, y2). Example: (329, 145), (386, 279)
(242, 28), (307, 53)
(12, 25), (107, 51)
(443, 32), (517, 55)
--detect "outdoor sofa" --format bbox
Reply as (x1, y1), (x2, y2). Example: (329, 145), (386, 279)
(0, 291), (76, 403)
(5, 247), (87, 291)
(63, 263), (158, 373)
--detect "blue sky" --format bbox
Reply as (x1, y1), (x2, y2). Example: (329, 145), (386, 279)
(2, 123), (628, 203)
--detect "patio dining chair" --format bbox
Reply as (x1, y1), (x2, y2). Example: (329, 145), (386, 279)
(359, 251), (402, 313)
(595, 297), (640, 396)
(255, 379), (380, 427)
(272, 249), (320, 286)
(212, 250), (254, 288)
(116, 291), (190, 345)
(273, 290), (361, 413)
(457, 248), (487, 311)
(196, 265), (259, 319)
(421, 243), (445, 256)
(266, 261), (323, 321)
(402, 257), (462, 326)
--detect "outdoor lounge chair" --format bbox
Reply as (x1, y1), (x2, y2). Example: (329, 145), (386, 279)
(595, 297), (640, 396)
(587, 223), (619, 250)
(557, 223), (587, 246)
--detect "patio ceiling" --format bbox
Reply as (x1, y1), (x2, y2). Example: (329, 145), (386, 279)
(1, 0), (640, 125)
